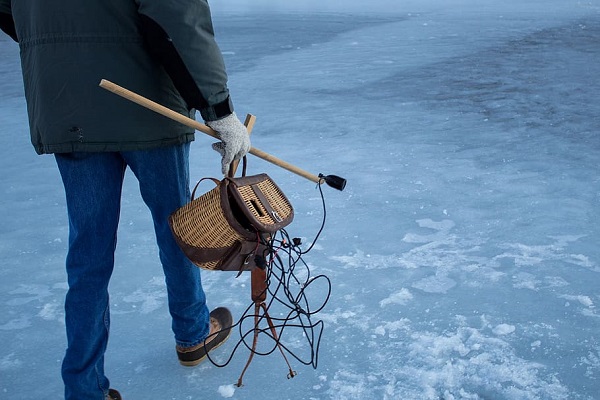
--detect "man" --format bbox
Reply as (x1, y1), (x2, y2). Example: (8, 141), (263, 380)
(0, 1), (250, 399)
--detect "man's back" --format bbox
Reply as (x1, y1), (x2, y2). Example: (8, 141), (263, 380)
(8, 0), (196, 154)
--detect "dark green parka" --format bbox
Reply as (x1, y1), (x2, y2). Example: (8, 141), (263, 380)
(0, 0), (233, 154)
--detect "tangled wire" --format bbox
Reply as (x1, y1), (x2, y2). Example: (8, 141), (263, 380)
(205, 183), (332, 386)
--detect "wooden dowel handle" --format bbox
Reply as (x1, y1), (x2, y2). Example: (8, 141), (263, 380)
(249, 147), (321, 183)
(99, 79), (218, 139)
(99, 79), (322, 184)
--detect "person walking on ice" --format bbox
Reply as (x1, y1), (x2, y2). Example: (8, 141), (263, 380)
(0, 1), (250, 399)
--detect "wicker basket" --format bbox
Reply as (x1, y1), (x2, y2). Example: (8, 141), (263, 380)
(169, 174), (293, 272)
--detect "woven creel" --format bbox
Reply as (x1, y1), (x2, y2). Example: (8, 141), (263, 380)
(169, 174), (293, 272)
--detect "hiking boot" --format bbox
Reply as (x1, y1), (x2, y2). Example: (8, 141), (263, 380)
(176, 307), (233, 366)
(106, 388), (122, 400)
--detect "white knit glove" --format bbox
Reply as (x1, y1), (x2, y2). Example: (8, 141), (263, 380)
(206, 112), (251, 175)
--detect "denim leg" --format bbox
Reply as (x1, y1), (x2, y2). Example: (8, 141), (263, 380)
(123, 144), (210, 347)
(55, 152), (126, 400)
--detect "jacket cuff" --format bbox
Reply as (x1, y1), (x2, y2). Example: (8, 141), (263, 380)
(200, 96), (234, 121)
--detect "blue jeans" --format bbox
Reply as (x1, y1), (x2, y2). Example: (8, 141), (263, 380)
(55, 144), (210, 400)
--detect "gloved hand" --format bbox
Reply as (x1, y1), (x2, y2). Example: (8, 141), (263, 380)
(206, 112), (251, 175)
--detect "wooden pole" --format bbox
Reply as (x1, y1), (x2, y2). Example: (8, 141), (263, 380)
(99, 79), (323, 184)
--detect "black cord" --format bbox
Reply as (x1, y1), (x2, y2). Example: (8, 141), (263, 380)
(204, 183), (332, 373)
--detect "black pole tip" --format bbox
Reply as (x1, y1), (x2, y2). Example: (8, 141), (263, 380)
(320, 174), (347, 191)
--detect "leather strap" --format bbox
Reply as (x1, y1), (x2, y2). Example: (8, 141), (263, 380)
(228, 156), (247, 178)
(251, 183), (277, 222)
(191, 177), (220, 200)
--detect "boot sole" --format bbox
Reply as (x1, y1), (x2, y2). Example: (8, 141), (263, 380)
(178, 328), (232, 367)
(177, 307), (233, 366)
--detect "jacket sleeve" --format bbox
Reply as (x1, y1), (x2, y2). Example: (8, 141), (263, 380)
(136, 0), (233, 121)
(0, 1), (18, 42)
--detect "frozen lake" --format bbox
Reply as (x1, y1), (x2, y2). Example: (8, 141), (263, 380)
(1, 1), (599, 399)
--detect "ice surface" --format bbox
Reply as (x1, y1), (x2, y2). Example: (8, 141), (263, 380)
(1, 0), (600, 399)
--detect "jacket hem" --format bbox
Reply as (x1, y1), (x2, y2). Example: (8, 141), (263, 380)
(34, 134), (195, 155)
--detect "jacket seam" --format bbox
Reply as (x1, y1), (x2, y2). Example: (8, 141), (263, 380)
(20, 34), (142, 48)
